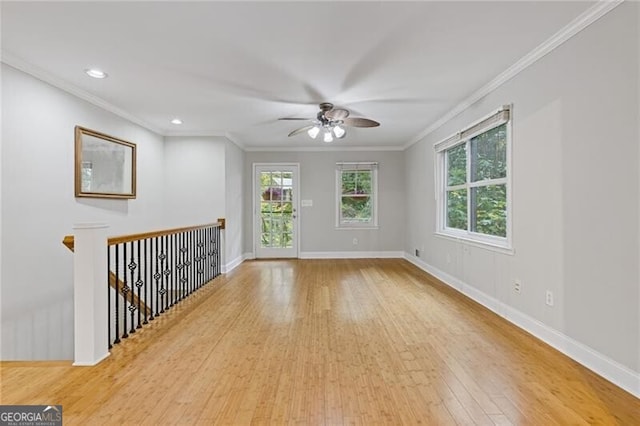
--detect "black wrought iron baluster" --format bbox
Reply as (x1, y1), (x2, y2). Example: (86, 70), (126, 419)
(175, 233), (179, 302)
(165, 234), (171, 310)
(213, 226), (217, 278)
(205, 227), (210, 282)
(143, 238), (149, 324)
(160, 235), (167, 313)
(171, 233), (176, 307)
(213, 226), (218, 278)
(181, 231), (187, 299)
(135, 240), (143, 329)
(205, 226), (210, 283)
(122, 243), (129, 339)
(200, 228), (205, 285)
(215, 226), (221, 277)
(196, 228), (201, 289)
(108, 246), (112, 349)
(192, 229), (197, 290)
(154, 236), (160, 316)
(185, 230), (190, 295)
(175, 233), (180, 302)
(200, 228), (205, 288)
(168, 234), (172, 307)
(128, 241), (137, 334)
(187, 230), (193, 295)
(211, 226), (218, 278)
(114, 244), (120, 344)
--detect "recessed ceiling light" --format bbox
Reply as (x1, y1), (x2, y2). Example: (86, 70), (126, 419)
(85, 68), (107, 79)
(170, 118), (183, 125)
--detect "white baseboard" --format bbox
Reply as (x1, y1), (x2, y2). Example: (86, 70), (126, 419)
(403, 252), (640, 398)
(73, 351), (110, 367)
(243, 252), (255, 260)
(299, 251), (404, 259)
(222, 253), (254, 273)
(222, 255), (244, 273)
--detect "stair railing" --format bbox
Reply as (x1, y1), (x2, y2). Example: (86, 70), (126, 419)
(63, 220), (224, 364)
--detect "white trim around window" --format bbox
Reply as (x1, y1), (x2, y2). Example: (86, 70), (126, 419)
(434, 106), (513, 252)
(335, 162), (379, 229)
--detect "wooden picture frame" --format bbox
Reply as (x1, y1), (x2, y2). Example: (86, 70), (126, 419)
(75, 126), (137, 199)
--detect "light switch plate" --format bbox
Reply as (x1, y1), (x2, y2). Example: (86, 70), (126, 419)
(301, 199), (313, 207)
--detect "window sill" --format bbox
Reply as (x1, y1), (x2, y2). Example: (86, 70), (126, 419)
(434, 231), (514, 255)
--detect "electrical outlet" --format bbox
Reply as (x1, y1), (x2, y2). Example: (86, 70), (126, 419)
(415, 249), (420, 257)
(545, 290), (554, 306)
(514, 280), (521, 294)
(446, 253), (451, 263)
(352, 238), (358, 245)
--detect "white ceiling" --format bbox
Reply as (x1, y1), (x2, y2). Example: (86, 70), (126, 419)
(1, 1), (595, 149)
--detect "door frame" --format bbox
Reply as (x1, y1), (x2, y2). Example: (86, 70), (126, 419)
(252, 163), (300, 258)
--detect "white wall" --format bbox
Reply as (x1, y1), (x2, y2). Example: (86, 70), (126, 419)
(163, 136), (226, 229)
(1, 64), (167, 360)
(224, 140), (244, 269)
(405, 2), (639, 377)
(244, 150), (405, 256)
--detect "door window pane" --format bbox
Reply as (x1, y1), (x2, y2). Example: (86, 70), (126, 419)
(259, 170), (295, 249)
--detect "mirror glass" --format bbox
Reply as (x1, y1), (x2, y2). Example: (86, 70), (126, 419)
(75, 126), (136, 199)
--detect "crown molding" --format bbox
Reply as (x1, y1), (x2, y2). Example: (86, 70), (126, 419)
(403, 0), (624, 150)
(162, 130), (227, 138)
(223, 132), (247, 150)
(1, 50), (163, 135)
(243, 145), (404, 152)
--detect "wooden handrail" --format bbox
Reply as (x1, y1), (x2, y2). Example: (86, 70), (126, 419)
(62, 219), (225, 251)
(107, 221), (222, 246)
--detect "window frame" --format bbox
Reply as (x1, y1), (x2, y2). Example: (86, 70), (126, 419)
(435, 107), (513, 252)
(335, 162), (379, 229)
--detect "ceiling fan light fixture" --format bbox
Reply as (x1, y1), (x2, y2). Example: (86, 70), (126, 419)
(307, 126), (320, 139)
(285, 103), (379, 142)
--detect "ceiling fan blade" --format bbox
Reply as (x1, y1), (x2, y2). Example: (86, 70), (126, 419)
(288, 125), (315, 137)
(325, 108), (350, 120)
(278, 117), (312, 121)
(343, 117), (380, 128)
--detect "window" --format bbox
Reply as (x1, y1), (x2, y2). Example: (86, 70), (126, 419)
(435, 107), (511, 249)
(336, 162), (378, 228)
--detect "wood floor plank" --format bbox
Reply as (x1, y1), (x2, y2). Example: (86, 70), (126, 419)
(1, 259), (639, 424)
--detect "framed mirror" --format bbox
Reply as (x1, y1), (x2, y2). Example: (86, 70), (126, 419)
(75, 126), (136, 199)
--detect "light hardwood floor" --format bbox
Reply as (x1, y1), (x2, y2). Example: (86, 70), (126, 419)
(1, 259), (639, 425)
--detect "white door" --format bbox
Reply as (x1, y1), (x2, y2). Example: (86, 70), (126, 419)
(254, 164), (299, 258)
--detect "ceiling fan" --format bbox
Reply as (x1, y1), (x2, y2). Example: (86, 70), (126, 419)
(279, 102), (380, 142)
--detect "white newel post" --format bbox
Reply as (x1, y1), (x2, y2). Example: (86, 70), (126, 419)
(73, 223), (110, 366)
